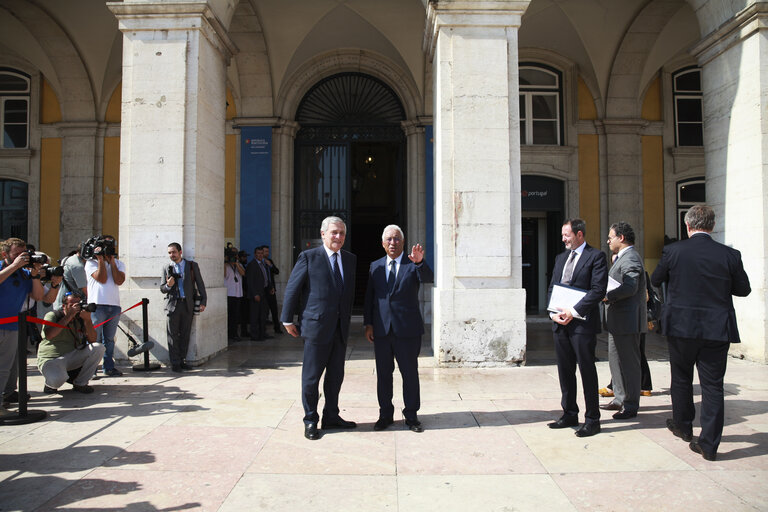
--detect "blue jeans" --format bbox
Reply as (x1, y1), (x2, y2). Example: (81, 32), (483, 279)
(91, 305), (121, 371)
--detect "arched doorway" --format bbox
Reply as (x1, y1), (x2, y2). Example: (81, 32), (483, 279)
(294, 72), (406, 307)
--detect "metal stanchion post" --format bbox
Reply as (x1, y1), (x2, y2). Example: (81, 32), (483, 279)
(133, 298), (159, 372)
(1, 312), (47, 425)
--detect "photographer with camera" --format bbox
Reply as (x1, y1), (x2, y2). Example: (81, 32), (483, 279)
(161, 242), (207, 372)
(83, 235), (125, 377)
(0, 238), (52, 410)
(38, 292), (104, 394)
(54, 245), (88, 310)
(224, 245), (245, 341)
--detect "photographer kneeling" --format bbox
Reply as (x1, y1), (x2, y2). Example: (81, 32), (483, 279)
(38, 293), (104, 394)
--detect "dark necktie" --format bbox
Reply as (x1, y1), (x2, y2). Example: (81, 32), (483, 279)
(332, 252), (343, 290)
(561, 250), (577, 285)
(387, 260), (396, 293)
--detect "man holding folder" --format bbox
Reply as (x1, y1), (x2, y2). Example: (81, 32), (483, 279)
(547, 218), (608, 437)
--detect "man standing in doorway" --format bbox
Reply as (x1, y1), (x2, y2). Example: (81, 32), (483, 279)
(281, 216), (357, 440)
(364, 225), (433, 433)
(651, 205), (750, 461)
(245, 247), (269, 341)
(262, 245), (282, 334)
(547, 219), (608, 437)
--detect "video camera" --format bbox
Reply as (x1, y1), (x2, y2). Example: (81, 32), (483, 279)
(80, 236), (116, 259)
(225, 243), (238, 263)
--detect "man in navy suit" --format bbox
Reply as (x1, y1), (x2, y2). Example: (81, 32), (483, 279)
(364, 225), (433, 433)
(651, 205), (750, 461)
(547, 218), (608, 437)
(281, 216), (357, 440)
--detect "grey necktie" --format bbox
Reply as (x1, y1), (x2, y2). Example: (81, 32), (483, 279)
(561, 250), (577, 285)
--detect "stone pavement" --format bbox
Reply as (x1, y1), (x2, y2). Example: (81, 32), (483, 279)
(1, 320), (767, 511)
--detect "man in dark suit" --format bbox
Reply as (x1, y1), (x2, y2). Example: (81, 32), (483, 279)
(262, 245), (282, 334)
(651, 205), (750, 461)
(245, 247), (269, 341)
(281, 216), (357, 440)
(160, 242), (207, 373)
(602, 221), (647, 420)
(547, 218), (608, 437)
(364, 225), (433, 433)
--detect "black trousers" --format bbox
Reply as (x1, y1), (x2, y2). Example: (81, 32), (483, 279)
(301, 324), (346, 424)
(266, 292), (280, 331)
(667, 336), (730, 454)
(553, 328), (600, 423)
(374, 332), (421, 422)
(167, 306), (193, 367)
(240, 296), (250, 337)
(249, 295), (267, 340)
(227, 296), (241, 337)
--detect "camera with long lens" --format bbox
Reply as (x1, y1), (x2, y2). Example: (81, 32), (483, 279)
(80, 236), (116, 259)
(77, 300), (97, 313)
(23, 250), (48, 268)
(40, 263), (64, 282)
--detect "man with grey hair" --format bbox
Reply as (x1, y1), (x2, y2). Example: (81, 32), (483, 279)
(652, 204), (750, 461)
(364, 224), (433, 432)
(281, 216), (357, 440)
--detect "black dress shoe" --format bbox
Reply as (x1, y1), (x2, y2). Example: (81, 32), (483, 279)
(600, 401), (622, 411)
(689, 441), (716, 461)
(43, 385), (59, 394)
(180, 362), (193, 370)
(374, 418), (394, 431)
(405, 419), (424, 433)
(666, 418), (693, 442)
(612, 408), (638, 420)
(575, 422), (601, 437)
(548, 416), (579, 429)
(304, 423), (320, 440)
(321, 416), (357, 429)
(171, 365), (182, 373)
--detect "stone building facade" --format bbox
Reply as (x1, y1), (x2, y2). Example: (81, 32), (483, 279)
(0, 0), (765, 365)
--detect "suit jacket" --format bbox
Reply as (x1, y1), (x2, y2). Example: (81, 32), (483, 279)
(650, 233), (750, 342)
(280, 246), (357, 344)
(245, 259), (267, 299)
(605, 246), (648, 335)
(264, 258), (279, 289)
(547, 244), (608, 334)
(160, 259), (207, 314)
(363, 256), (434, 338)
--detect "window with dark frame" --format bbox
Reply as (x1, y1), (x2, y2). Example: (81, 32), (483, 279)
(673, 67), (703, 147)
(519, 64), (563, 146)
(676, 178), (706, 239)
(0, 70), (30, 149)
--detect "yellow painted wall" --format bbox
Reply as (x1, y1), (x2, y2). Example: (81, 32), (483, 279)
(578, 134), (600, 247)
(103, 137), (121, 238)
(642, 135), (664, 273)
(225, 134), (237, 239)
(105, 82), (122, 123)
(40, 80), (62, 124)
(641, 76), (662, 121)
(577, 77), (597, 120)
(39, 138), (62, 261)
(641, 75), (664, 273)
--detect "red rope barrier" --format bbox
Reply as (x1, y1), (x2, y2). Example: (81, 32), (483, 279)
(0, 300), (145, 331)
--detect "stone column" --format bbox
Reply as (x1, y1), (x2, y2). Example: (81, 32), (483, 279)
(692, 4), (768, 363)
(272, 119), (299, 297)
(603, 119), (646, 254)
(425, 0), (530, 366)
(402, 119), (431, 322)
(58, 122), (100, 251)
(109, 2), (236, 364)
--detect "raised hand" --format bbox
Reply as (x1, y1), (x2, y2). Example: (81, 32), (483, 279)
(408, 243), (425, 264)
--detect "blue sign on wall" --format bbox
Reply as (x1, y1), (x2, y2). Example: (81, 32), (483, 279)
(240, 127), (272, 256)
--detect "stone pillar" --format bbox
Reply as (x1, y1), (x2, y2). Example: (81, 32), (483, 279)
(603, 119), (646, 254)
(425, 1), (530, 366)
(402, 119), (431, 323)
(109, 2), (236, 364)
(272, 119), (299, 296)
(58, 122), (100, 251)
(692, 4), (768, 362)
